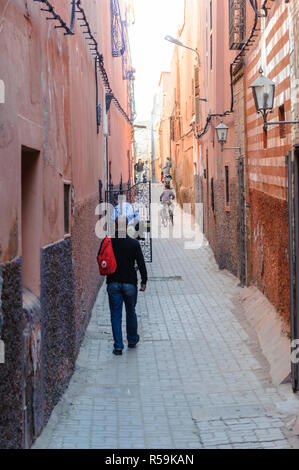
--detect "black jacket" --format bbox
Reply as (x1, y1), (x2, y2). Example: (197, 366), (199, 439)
(135, 162), (144, 172)
(107, 234), (148, 286)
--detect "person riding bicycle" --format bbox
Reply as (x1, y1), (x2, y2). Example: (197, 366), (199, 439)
(160, 183), (175, 225)
(160, 183), (175, 203)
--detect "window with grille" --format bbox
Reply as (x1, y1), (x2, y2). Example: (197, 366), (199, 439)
(279, 105), (286, 139)
(229, 0), (246, 50)
(194, 66), (201, 128)
(111, 0), (126, 57)
(175, 119), (181, 141)
(170, 117), (175, 141)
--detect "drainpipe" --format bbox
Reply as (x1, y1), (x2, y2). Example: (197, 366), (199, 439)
(151, 109), (156, 182)
(103, 90), (108, 195)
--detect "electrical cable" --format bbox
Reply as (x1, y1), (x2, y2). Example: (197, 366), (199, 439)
(195, 0), (259, 139)
(261, 0), (270, 17)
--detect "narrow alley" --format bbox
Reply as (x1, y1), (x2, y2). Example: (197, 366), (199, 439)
(3, 0), (299, 453)
(34, 185), (299, 450)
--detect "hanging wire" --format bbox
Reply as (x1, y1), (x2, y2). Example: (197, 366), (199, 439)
(261, 0), (271, 17)
(33, 0), (76, 35)
(110, 0), (126, 57)
(196, 0), (260, 139)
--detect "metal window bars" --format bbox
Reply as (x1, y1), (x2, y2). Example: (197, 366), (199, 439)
(229, 0), (246, 50)
(121, 16), (136, 121)
(196, 0), (268, 140)
(110, 0), (126, 57)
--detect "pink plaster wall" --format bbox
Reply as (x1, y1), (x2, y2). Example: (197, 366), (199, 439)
(0, 0), (133, 267)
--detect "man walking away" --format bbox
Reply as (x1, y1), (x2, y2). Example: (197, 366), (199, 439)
(107, 216), (148, 356)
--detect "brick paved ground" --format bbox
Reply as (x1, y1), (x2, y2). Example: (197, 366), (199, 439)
(34, 184), (299, 449)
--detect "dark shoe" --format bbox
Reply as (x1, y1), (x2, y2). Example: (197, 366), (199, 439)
(128, 335), (140, 349)
(113, 349), (122, 356)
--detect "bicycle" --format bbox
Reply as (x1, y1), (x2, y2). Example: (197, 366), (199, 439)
(160, 201), (174, 227)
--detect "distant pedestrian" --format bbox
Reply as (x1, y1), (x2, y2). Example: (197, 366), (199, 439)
(143, 160), (149, 182)
(135, 159), (144, 183)
(107, 216), (148, 356)
(162, 173), (172, 185)
(163, 157), (172, 177)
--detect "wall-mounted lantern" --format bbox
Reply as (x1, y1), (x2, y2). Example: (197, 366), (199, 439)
(215, 120), (241, 155)
(250, 67), (299, 129)
(250, 67), (275, 115)
(215, 121), (229, 150)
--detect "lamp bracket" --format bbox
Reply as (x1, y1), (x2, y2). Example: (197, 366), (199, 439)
(265, 121), (299, 126)
(221, 144), (241, 155)
(260, 109), (299, 129)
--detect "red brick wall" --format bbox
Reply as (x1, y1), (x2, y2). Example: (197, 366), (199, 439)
(245, 2), (292, 326)
(249, 189), (290, 329)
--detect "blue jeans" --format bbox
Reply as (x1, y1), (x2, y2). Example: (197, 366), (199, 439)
(107, 283), (138, 350)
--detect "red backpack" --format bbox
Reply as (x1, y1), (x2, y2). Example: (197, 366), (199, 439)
(97, 237), (117, 276)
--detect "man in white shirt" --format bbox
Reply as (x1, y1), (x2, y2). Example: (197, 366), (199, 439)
(143, 160), (149, 182)
(113, 196), (139, 227)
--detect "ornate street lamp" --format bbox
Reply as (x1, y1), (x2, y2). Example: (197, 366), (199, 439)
(165, 35), (200, 64)
(250, 67), (299, 129)
(215, 121), (229, 146)
(215, 121), (241, 154)
(250, 68), (275, 114)
(215, 121), (229, 152)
